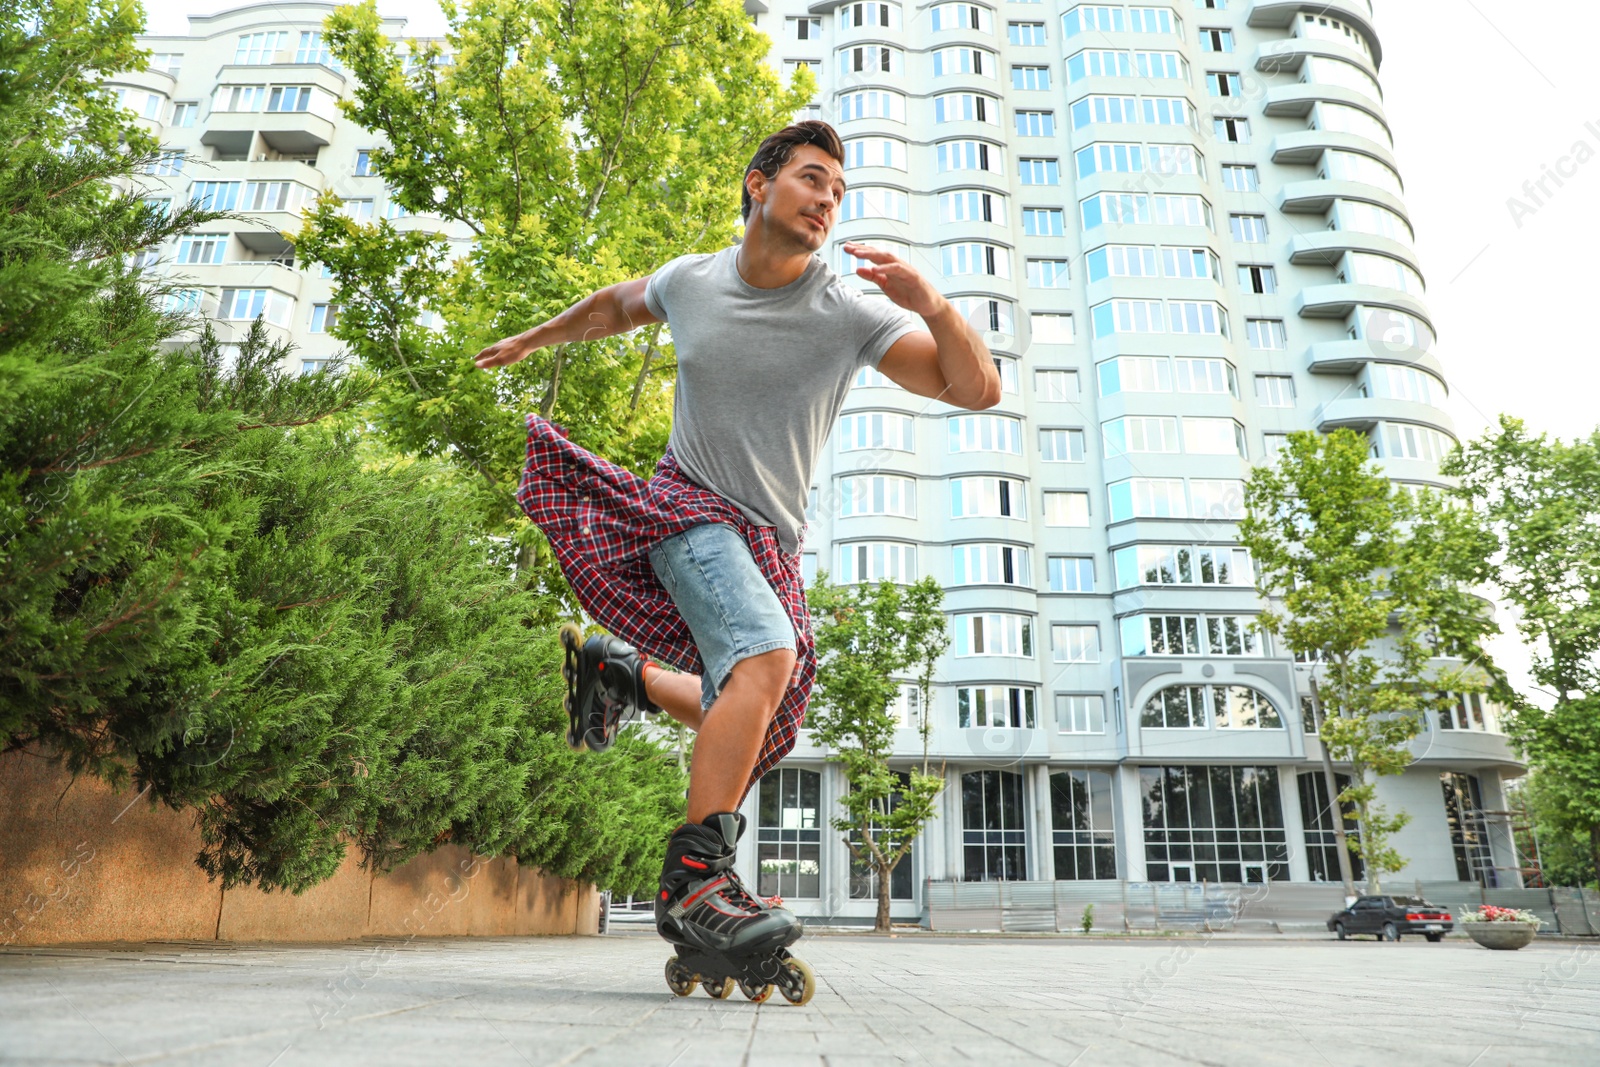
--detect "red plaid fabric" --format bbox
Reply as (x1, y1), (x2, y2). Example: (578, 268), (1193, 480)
(515, 415), (813, 797)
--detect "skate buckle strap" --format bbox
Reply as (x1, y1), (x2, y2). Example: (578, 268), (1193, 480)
(669, 875), (731, 920)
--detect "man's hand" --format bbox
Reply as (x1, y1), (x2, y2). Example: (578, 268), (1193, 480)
(843, 242), (948, 319)
(474, 330), (542, 370)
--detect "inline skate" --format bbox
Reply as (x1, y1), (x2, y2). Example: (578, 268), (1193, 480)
(559, 623), (659, 753)
(656, 813), (815, 1006)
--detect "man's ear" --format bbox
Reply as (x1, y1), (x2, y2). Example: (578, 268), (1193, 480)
(745, 168), (768, 214)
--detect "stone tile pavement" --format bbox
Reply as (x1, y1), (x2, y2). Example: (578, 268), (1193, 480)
(1, 931), (1596, 1066)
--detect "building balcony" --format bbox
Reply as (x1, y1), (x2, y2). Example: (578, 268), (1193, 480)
(1277, 178), (1408, 219)
(1314, 395), (1455, 438)
(1262, 82), (1385, 120)
(1293, 281), (1430, 324)
(212, 62), (347, 96)
(1305, 338), (1444, 379)
(202, 110), (337, 157)
(1254, 37), (1379, 80)
(1288, 230), (1420, 273)
(1271, 129), (1400, 172)
(1247, 1), (1382, 67)
(921, 71), (1003, 98)
(111, 68), (176, 97)
(169, 259), (307, 300)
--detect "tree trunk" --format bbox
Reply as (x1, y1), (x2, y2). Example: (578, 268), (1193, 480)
(876, 858), (892, 932)
(1310, 677), (1356, 898)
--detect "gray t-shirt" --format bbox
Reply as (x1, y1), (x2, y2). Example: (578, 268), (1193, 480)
(643, 245), (917, 555)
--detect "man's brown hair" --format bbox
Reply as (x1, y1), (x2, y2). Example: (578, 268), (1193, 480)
(741, 120), (845, 221)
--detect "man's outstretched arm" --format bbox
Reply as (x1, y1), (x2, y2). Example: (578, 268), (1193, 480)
(474, 276), (659, 369)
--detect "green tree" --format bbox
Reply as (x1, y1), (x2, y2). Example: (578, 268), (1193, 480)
(294, 0), (812, 532)
(806, 576), (948, 932)
(1514, 772), (1600, 890)
(1241, 429), (1497, 894)
(1448, 418), (1600, 885)
(1, 3), (684, 898)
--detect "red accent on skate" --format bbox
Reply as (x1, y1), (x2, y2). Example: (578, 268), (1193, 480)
(680, 876), (730, 912)
(681, 857), (708, 870)
(764, 895), (784, 908)
(660, 889), (669, 900)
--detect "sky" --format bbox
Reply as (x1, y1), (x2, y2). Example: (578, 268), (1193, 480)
(141, 0), (1595, 699)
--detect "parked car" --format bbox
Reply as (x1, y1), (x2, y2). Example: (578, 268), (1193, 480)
(1328, 895), (1454, 942)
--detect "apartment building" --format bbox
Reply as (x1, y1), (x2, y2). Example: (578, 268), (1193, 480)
(122, 1), (1523, 922)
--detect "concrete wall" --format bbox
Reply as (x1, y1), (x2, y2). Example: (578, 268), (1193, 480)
(0, 752), (600, 946)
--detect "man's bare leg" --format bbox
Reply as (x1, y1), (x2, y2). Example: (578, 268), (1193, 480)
(644, 666), (705, 732)
(683, 647), (796, 823)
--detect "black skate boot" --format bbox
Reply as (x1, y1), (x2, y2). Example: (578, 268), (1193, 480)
(656, 813), (816, 1006)
(559, 623), (660, 753)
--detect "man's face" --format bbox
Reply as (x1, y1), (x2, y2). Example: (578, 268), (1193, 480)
(749, 143), (845, 252)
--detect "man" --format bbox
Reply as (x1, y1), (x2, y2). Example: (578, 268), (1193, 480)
(475, 121), (996, 994)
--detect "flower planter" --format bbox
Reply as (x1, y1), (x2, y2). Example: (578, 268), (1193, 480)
(1463, 922), (1538, 950)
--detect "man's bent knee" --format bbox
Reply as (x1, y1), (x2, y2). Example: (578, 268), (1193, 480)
(726, 647), (797, 717)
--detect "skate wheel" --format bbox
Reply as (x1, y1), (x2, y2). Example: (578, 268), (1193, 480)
(738, 978), (774, 1004)
(702, 976), (734, 1000)
(558, 622), (583, 651)
(564, 725), (587, 753)
(665, 957), (697, 997)
(773, 956), (814, 1006)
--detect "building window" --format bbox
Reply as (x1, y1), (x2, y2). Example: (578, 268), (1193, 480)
(948, 414), (1021, 454)
(951, 543), (1031, 586)
(934, 92), (1000, 125)
(1143, 767), (1289, 882)
(1035, 370), (1080, 403)
(936, 139), (1002, 174)
(309, 303), (340, 333)
(1214, 116), (1250, 143)
(757, 768), (822, 899)
(149, 52), (183, 75)
(958, 689), (1037, 730)
(1039, 428), (1085, 463)
(1222, 163), (1258, 191)
(941, 241), (1011, 278)
(1122, 613), (1262, 657)
(170, 101), (198, 127)
(843, 137), (909, 170)
(1441, 772), (1496, 886)
(1190, 479), (1246, 520)
(1168, 300), (1227, 335)
(1246, 318), (1287, 350)
(1018, 157), (1060, 185)
(951, 476), (1026, 519)
(838, 411), (915, 452)
(1051, 770), (1117, 879)
(146, 150), (185, 176)
(1255, 374), (1296, 408)
(1043, 491), (1090, 527)
(1323, 149), (1403, 196)
(950, 296), (1013, 334)
(848, 772), (916, 901)
(840, 44), (900, 74)
(1048, 556), (1095, 592)
(994, 356), (1019, 394)
(1062, 7), (1124, 36)
(1206, 71), (1243, 97)
(340, 198), (374, 221)
(1076, 141), (1200, 178)
(841, 1), (899, 29)
(839, 89), (907, 123)
(234, 31), (288, 65)
(1112, 544), (1253, 589)
(1026, 258), (1071, 288)
(1239, 264), (1277, 294)
(1300, 12), (1375, 59)
(1011, 65), (1051, 91)
(1298, 772), (1364, 884)
(220, 288), (293, 326)
(1438, 693), (1490, 731)
(787, 16), (822, 39)
(939, 188), (1005, 224)
(1200, 27), (1234, 51)
(266, 86), (312, 113)
(1104, 416), (1179, 456)
(1029, 312), (1074, 344)
(1022, 207), (1064, 236)
(1056, 697), (1106, 735)
(840, 187), (909, 222)
(176, 233), (226, 264)
(1182, 416), (1247, 457)
(1106, 477), (1185, 522)
(962, 770), (1028, 881)
(953, 613), (1033, 658)
(190, 181), (240, 210)
(163, 288), (203, 314)
(1345, 251), (1424, 294)
(1009, 20), (1047, 45)
(296, 30), (338, 67)
(1015, 109), (1055, 136)
(1174, 357), (1237, 395)
(931, 3), (992, 32)
(1091, 298), (1165, 337)
(1230, 213), (1267, 242)
(840, 240), (911, 278)
(1051, 624), (1100, 663)
(932, 46), (994, 78)
(354, 149), (375, 176)
(836, 541), (918, 585)
(1141, 684), (1206, 728)
(1098, 356), (1169, 395)
(839, 475), (917, 517)
(801, 553), (817, 587)
(1212, 685), (1284, 728)
(1264, 432), (1289, 460)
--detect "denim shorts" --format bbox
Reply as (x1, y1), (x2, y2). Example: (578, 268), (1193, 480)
(648, 522), (797, 710)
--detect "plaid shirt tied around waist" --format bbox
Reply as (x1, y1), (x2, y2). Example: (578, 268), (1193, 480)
(515, 414), (814, 794)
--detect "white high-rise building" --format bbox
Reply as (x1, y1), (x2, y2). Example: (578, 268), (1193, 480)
(122, 2), (1524, 924)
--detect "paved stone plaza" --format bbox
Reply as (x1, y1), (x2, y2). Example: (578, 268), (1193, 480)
(1, 932), (1596, 1066)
